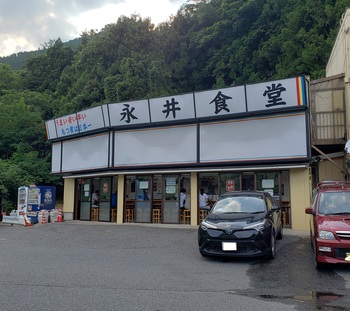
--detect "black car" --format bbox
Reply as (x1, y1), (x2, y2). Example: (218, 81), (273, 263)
(198, 191), (283, 259)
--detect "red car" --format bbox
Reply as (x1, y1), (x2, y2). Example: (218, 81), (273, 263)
(305, 181), (350, 269)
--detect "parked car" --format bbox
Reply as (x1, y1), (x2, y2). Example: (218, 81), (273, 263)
(305, 181), (350, 269)
(198, 191), (283, 259)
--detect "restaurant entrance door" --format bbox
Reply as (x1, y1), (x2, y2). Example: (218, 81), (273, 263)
(79, 178), (92, 221)
(135, 176), (152, 223)
(163, 175), (179, 224)
(98, 177), (112, 221)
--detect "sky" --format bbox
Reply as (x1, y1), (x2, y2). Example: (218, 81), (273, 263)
(0, 0), (188, 57)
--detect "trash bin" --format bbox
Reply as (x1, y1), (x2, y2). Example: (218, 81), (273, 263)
(49, 209), (58, 222)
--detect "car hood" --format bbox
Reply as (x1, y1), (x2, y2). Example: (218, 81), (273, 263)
(205, 212), (266, 230)
(317, 215), (350, 232)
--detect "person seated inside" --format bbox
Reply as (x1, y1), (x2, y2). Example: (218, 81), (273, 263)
(180, 188), (187, 210)
(199, 188), (210, 210)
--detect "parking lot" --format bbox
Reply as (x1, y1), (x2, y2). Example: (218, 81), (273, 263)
(0, 222), (349, 311)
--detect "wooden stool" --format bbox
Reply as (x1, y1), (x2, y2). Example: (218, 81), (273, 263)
(125, 208), (134, 223)
(181, 209), (191, 224)
(91, 208), (99, 221)
(111, 209), (117, 222)
(152, 208), (161, 223)
(199, 210), (208, 223)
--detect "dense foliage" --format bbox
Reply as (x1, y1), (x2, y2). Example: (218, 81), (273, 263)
(0, 0), (348, 212)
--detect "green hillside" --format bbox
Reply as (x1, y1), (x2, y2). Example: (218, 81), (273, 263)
(0, 0), (348, 211)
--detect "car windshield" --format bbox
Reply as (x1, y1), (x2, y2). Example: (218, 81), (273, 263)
(318, 192), (350, 215)
(212, 196), (266, 214)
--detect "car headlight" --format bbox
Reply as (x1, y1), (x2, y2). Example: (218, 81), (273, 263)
(200, 220), (218, 231)
(318, 230), (335, 240)
(243, 220), (267, 231)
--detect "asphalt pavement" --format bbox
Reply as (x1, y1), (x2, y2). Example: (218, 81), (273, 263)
(0, 221), (347, 311)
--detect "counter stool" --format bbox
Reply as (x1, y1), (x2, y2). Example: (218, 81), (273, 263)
(199, 210), (208, 223)
(91, 208), (99, 221)
(125, 208), (134, 223)
(152, 208), (161, 223)
(111, 209), (117, 222)
(181, 209), (191, 224)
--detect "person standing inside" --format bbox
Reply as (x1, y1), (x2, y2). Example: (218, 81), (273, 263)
(180, 188), (187, 210)
(92, 190), (100, 206)
(111, 191), (117, 208)
(199, 188), (210, 210)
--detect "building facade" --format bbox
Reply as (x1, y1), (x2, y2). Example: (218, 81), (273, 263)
(325, 8), (350, 175)
(307, 9), (350, 188)
(46, 76), (314, 230)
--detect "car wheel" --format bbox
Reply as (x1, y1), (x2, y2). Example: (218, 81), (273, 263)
(276, 225), (283, 240)
(313, 240), (325, 270)
(309, 230), (313, 248)
(314, 258), (324, 270)
(314, 254), (325, 270)
(267, 231), (276, 259)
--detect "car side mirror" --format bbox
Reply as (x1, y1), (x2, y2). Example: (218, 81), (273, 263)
(305, 207), (313, 215)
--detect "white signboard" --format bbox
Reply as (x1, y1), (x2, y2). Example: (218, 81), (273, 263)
(262, 179), (274, 188)
(149, 93), (195, 122)
(55, 113), (78, 138)
(61, 134), (109, 172)
(246, 77), (307, 112)
(166, 186), (176, 194)
(51, 143), (61, 173)
(195, 86), (246, 118)
(51, 112), (310, 173)
(114, 125), (197, 166)
(55, 107), (105, 138)
(139, 181), (149, 189)
(45, 119), (57, 140)
(109, 100), (150, 126)
(46, 76), (309, 141)
(200, 113), (308, 163)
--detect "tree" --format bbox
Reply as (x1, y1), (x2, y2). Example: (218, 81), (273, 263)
(0, 64), (22, 94)
(23, 38), (75, 92)
(0, 97), (46, 159)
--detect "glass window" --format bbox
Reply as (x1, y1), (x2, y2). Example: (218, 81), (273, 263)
(242, 173), (255, 190)
(219, 173), (240, 194)
(136, 176), (151, 201)
(99, 178), (111, 202)
(256, 172), (279, 197)
(180, 174), (190, 209)
(125, 176), (136, 200)
(212, 196), (265, 214)
(152, 175), (162, 200)
(164, 176), (178, 201)
(199, 173), (219, 202)
(80, 179), (91, 202)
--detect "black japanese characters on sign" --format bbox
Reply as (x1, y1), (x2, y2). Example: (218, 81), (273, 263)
(150, 93), (195, 123)
(120, 104), (138, 124)
(246, 77), (304, 112)
(108, 99), (150, 128)
(209, 91), (232, 114)
(162, 98), (181, 119)
(46, 77), (307, 140)
(263, 83), (287, 108)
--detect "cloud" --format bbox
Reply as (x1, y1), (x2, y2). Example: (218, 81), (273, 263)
(0, 0), (185, 57)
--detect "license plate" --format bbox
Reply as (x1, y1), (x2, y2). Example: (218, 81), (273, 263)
(222, 242), (237, 251)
